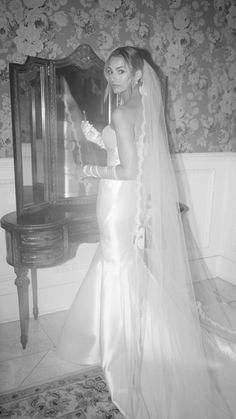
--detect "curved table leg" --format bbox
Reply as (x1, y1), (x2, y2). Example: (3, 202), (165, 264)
(14, 267), (30, 349)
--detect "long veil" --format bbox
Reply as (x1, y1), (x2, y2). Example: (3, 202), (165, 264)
(126, 60), (236, 418)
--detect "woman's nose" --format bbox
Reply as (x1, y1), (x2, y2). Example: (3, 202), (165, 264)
(110, 73), (117, 83)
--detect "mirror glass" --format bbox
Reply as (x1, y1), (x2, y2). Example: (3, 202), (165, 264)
(18, 66), (47, 209)
(11, 45), (108, 216)
(55, 63), (107, 199)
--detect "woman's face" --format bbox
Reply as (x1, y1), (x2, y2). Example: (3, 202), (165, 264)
(105, 56), (133, 94)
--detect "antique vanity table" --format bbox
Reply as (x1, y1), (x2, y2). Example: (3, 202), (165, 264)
(1, 44), (108, 348)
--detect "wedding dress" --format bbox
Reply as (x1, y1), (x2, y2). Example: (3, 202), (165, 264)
(58, 61), (236, 419)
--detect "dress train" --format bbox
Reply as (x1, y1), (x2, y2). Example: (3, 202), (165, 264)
(58, 175), (236, 419)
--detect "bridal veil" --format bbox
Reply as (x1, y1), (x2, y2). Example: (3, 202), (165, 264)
(127, 58), (236, 418)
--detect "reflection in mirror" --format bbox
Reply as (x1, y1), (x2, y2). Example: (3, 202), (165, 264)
(18, 72), (33, 207)
(18, 67), (47, 208)
(55, 64), (107, 199)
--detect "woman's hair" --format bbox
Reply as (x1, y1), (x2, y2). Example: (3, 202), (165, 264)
(104, 46), (144, 77)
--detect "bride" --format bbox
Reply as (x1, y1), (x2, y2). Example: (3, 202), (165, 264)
(58, 46), (236, 418)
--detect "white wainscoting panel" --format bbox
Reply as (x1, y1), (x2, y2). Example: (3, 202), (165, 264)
(0, 152), (236, 323)
(215, 154), (236, 284)
(175, 167), (216, 250)
(173, 152), (236, 283)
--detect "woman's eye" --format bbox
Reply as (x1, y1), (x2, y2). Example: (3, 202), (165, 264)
(106, 68), (112, 76)
(118, 69), (125, 75)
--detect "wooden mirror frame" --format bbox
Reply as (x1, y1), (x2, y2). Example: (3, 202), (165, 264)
(9, 44), (108, 217)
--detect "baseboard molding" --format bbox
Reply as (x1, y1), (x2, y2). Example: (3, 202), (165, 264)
(189, 255), (219, 282)
(216, 255), (236, 285)
(0, 270), (87, 324)
(1, 252), (235, 324)
(0, 243), (98, 323)
(190, 254), (236, 285)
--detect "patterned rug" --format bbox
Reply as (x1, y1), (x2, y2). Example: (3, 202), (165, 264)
(0, 367), (124, 418)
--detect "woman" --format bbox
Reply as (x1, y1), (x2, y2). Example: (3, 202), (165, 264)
(58, 46), (236, 418)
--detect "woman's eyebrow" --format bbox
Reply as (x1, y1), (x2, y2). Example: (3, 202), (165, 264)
(108, 65), (126, 71)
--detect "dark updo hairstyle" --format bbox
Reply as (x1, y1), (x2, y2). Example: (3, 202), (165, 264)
(104, 46), (144, 78)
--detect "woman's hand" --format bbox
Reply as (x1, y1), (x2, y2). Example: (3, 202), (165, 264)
(81, 121), (102, 143)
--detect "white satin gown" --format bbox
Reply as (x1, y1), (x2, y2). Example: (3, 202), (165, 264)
(57, 125), (236, 419)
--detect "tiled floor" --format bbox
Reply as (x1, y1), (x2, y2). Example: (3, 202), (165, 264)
(0, 277), (236, 395)
(0, 310), (89, 394)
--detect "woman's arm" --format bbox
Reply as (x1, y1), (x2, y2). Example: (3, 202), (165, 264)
(82, 107), (137, 180)
(111, 107), (137, 179)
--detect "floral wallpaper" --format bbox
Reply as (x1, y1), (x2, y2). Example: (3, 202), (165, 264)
(0, 0), (235, 156)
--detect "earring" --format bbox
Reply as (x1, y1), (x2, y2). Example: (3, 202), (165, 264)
(131, 78), (138, 90)
(104, 83), (111, 102)
(139, 81), (147, 96)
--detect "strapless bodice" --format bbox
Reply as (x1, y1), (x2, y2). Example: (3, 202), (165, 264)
(101, 125), (120, 166)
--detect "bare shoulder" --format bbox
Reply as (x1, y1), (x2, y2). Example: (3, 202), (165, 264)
(111, 106), (131, 129)
(111, 100), (142, 129)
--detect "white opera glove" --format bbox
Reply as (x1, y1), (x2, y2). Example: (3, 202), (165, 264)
(83, 164), (118, 180)
(81, 120), (105, 149)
